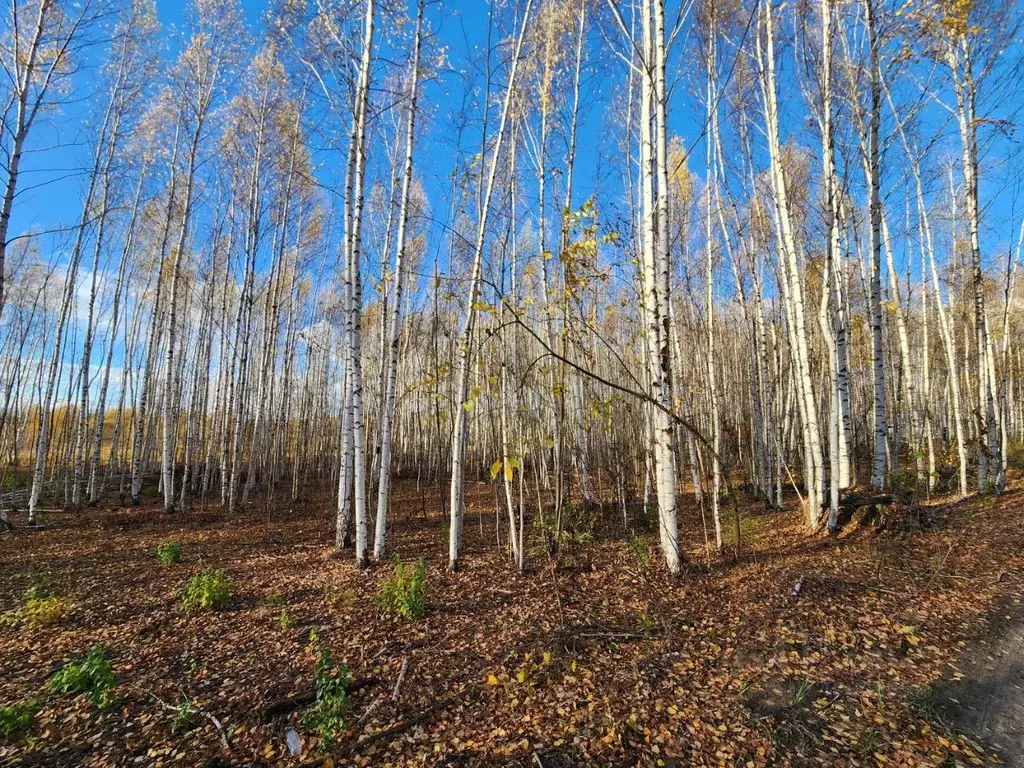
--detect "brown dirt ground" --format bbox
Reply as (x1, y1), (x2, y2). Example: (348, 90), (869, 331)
(1, 478), (1023, 767)
(925, 596), (1024, 767)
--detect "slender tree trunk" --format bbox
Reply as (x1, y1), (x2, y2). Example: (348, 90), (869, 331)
(449, 0), (533, 572)
(374, 0), (424, 560)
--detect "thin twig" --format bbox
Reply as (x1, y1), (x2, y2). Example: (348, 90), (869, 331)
(356, 695), (384, 726)
(130, 686), (232, 752)
(392, 657), (410, 703)
(339, 694), (457, 758)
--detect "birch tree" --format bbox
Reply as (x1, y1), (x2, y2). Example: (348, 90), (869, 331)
(374, 0), (425, 559)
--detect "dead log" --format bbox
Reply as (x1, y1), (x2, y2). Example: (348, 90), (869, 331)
(826, 492), (894, 530)
(261, 691), (315, 722)
(261, 676), (379, 722)
(338, 694), (459, 758)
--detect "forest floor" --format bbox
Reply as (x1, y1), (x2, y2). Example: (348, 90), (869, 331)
(925, 596), (1024, 765)
(1, 475), (1023, 767)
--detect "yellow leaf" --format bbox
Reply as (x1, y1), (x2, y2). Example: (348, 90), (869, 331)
(490, 460), (503, 480)
(504, 463), (514, 482)
(264, 743), (276, 759)
(487, 674), (499, 686)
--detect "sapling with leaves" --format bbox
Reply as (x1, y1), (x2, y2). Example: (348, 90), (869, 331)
(180, 568), (233, 610)
(377, 557), (427, 620)
(303, 644), (352, 747)
(47, 645), (116, 708)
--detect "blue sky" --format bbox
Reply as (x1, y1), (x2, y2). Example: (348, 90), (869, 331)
(8, 0), (1021, 295)
(10, 0), (258, 240)
(11, 0), (594, 274)
(10, 0), (700, 267)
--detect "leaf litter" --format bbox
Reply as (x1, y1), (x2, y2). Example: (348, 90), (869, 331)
(0, 483), (1021, 766)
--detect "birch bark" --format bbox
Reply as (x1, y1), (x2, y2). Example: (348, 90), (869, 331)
(374, 0), (424, 559)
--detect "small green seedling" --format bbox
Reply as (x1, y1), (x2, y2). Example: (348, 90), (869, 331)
(180, 568), (233, 611)
(47, 645), (116, 708)
(156, 541), (183, 565)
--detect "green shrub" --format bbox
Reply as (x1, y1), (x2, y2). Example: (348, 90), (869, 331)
(171, 699), (197, 735)
(377, 558), (427, 620)
(47, 645), (116, 708)
(279, 609), (295, 630)
(180, 568), (233, 611)
(1, 597), (73, 629)
(0, 698), (38, 738)
(22, 597), (72, 628)
(156, 541), (183, 565)
(303, 645), (351, 747)
(0, 472), (26, 492)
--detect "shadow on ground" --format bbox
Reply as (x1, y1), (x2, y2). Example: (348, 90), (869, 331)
(927, 598), (1024, 766)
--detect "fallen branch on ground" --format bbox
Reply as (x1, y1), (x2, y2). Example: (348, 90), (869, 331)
(338, 694), (459, 758)
(392, 657), (410, 703)
(262, 676), (379, 722)
(131, 687), (232, 752)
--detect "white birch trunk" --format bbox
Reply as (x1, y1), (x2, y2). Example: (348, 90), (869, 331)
(374, 0), (424, 559)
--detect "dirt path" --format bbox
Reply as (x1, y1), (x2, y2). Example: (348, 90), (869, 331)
(929, 601), (1024, 766)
